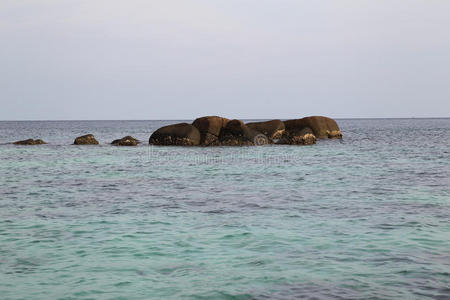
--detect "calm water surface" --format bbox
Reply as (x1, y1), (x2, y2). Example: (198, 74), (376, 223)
(0, 119), (449, 299)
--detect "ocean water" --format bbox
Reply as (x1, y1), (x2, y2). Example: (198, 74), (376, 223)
(0, 119), (449, 300)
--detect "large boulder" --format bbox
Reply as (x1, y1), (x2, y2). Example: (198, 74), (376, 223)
(74, 134), (99, 145)
(284, 116), (342, 139)
(218, 119), (263, 146)
(246, 119), (285, 141)
(149, 123), (200, 146)
(13, 139), (47, 145)
(277, 127), (317, 145)
(192, 116), (229, 145)
(111, 136), (139, 146)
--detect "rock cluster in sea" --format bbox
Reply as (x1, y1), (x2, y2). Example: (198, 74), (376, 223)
(11, 116), (342, 146)
(12, 135), (140, 146)
(149, 115), (342, 146)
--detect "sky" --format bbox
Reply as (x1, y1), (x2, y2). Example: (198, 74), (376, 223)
(1, 0), (449, 120)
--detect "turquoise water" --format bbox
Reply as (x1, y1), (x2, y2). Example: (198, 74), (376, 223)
(0, 119), (449, 299)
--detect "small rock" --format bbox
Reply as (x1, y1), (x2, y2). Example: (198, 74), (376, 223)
(111, 136), (139, 146)
(13, 139), (47, 145)
(74, 134), (99, 145)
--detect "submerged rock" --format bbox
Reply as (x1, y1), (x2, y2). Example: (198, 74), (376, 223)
(74, 134), (99, 145)
(284, 116), (342, 139)
(149, 123), (201, 146)
(13, 139), (47, 145)
(111, 136), (139, 146)
(192, 116), (229, 145)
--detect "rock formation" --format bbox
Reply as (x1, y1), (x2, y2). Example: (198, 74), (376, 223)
(74, 134), (99, 145)
(111, 136), (139, 146)
(149, 115), (341, 146)
(284, 116), (342, 139)
(13, 139), (47, 145)
(277, 127), (317, 145)
(218, 119), (263, 146)
(192, 116), (229, 145)
(246, 119), (285, 141)
(149, 123), (201, 146)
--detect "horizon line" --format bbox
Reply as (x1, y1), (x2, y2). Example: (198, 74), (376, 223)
(0, 117), (449, 122)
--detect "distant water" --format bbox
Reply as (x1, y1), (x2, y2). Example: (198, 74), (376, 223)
(0, 119), (449, 299)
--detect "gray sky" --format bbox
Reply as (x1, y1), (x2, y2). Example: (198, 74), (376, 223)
(1, 0), (449, 120)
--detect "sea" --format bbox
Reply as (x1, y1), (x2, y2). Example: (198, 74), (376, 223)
(0, 118), (449, 299)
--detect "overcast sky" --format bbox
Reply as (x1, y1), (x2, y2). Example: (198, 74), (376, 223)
(1, 0), (449, 120)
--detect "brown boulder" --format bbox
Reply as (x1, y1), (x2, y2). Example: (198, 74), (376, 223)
(111, 136), (139, 146)
(13, 139), (47, 145)
(277, 127), (317, 145)
(74, 134), (99, 145)
(218, 119), (263, 146)
(149, 123), (200, 146)
(246, 119), (285, 140)
(192, 116), (229, 145)
(284, 116), (342, 139)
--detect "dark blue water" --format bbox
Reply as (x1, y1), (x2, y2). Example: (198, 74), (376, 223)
(0, 119), (449, 299)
